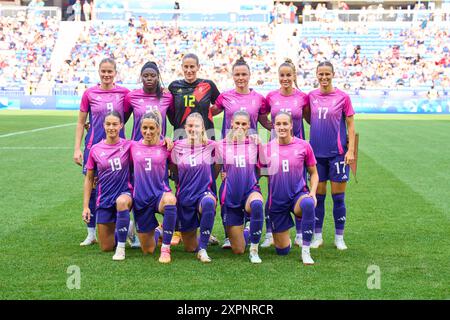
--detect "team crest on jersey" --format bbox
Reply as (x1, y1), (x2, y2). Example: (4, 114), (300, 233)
(100, 152), (106, 157)
(252, 100), (256, 106)
(177, 89), (183, 93)
(139, 99), (144, 104)
(136, 151), (141, 156)
(96, 95), (102, 101)
(275, 101), (280, 106)
(312, 99), (318, 104)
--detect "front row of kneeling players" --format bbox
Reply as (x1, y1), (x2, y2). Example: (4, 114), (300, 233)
(82, 108), (319, 265)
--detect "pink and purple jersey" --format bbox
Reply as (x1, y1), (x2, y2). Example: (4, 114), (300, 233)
(85, 138), (132, 209)
(266, 89), (309, 139)
(80, 84), (130, 149)
(170, 139), (216, 206)
(124, 89), (174, 141)
(215, 89), (268, 138)
(215, 139), (260, 207)
(308, 88), (355, 158)
(130, 140), (171, 210)
(261, 137), (316, 210)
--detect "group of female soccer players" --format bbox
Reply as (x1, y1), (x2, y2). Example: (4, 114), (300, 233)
(73, 53), (356, 265)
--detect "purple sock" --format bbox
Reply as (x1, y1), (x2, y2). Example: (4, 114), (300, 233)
(300, 197), (315, 246)
(332, 193), (346, 236)
(295, 216), (302, 234)
(87, 188), (97, 228)
(154, 227), (161, 244)
(243, 227), (250, 246)
(116, 210), (130, 243)
(249, 200), (264, 244)
(221, 206), (228, 238)
(114, 231), (118, 247)
(315, 194), (326, 234)
(162, 205), (176, 245)
(264, 201), (272, 233)
(198, 197), (215, 250)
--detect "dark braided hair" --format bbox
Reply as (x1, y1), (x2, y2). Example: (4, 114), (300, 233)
(141, 61), (164, 100)
(232, 56), (250, 73)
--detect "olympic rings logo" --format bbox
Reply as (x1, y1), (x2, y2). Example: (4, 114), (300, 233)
(30, 97), (47, 106)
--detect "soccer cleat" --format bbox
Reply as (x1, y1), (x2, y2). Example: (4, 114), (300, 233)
(301, 247), (315, 265)
(249, 249), (262, 264)
(112, 246), (126, 261)
(208, 234), (219, 245)
(197, 249), (211, 263)
(130, 235), (141, 248)
(260, 233), (273, 248)
(158, 247), (171, 264)
(80, 236), (97, 246)
(221, 237), (231, 249)
(334, 237), (348, 250)
(310, 237), (324, 249)
(171, 231), (182, 246)
(294, 234), (303, 247)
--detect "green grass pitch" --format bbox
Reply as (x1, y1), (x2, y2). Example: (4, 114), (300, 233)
(0, 110), (449, 299)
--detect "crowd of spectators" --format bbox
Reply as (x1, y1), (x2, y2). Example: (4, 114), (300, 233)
(284, 24), (449, 93)
(1, 5), (448, 97)
(0, 13), (59, 94)
(55, 21), (278, 92)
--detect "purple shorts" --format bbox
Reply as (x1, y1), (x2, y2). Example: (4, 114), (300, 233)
(316, 155), (350, 183)
(177, 191), (216, 232)
(221, 189), (260, 227)
(96, 206), (117, 224)
(133, 194), (163, 233)
(268, 191), (309, 233)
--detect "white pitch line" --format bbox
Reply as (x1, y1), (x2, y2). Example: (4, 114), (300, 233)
(0, 123), (76, 138)
(0, 147), (72, 150)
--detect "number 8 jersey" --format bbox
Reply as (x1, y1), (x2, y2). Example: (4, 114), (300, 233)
(261, 137), (316, 211)
(85, 138), (132, 209)
(308, 88), (355, 158)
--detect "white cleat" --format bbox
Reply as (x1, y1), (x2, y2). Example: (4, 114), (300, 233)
(301, 247), (315, 265)
(221, 237), (231, 249)
(112, 247), (126, 261)
(310, 237), (324, 249)
(80, 236), (97, 246)
(208, 234), (219, 245)
(249, 249), (262, 264)
(294, 234), (303, 247)
(130, 235), (141, 249)
(335, 237), (348, 250)
(197, 249), (211, 263)
(260, 233), (274, 248)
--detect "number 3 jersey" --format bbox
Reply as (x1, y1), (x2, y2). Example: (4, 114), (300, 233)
(168, 79), (220, 140)
(308, 88), (355, 158)
(130, 140), (171, 210)
(261, 137), (316, 210)
(170, 139), (216, 206)
(80, 85), (130, 149)
(85, 138), (132, 209)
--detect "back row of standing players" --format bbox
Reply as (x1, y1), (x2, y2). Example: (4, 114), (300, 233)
(73, 53), (356, 265)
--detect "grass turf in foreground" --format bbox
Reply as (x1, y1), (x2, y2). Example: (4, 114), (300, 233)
(0, 111), (449, 299)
